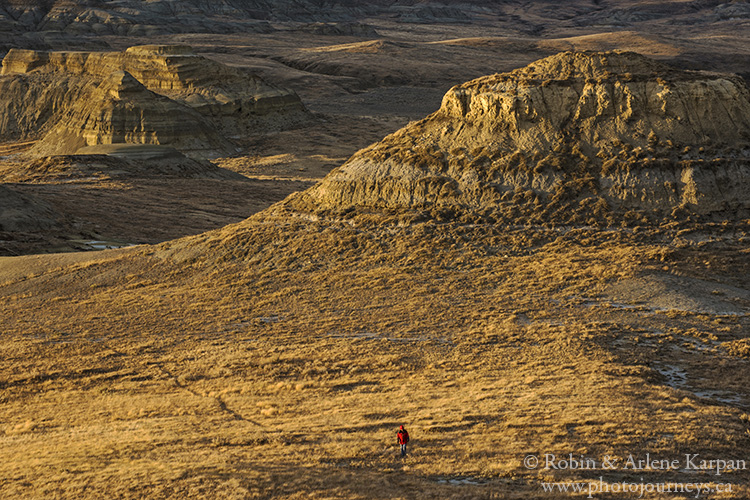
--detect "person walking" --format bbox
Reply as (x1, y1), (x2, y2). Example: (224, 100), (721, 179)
(397, 425), (410, 458)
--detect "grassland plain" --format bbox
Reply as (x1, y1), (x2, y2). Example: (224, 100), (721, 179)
(1, 8), (750, 497)
(1, 207), (748, 499)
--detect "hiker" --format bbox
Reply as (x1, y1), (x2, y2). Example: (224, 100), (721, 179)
(397, 425), (410, 457)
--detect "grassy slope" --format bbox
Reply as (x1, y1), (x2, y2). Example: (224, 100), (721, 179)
(1, 215), (748, 499)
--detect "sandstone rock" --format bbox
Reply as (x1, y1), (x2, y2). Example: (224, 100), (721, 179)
(28, 69), (234, 158)
(0, 45), (309, 159)
(292, 51), (750, 223)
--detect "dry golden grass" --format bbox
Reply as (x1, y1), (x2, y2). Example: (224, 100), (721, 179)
(1, 216), (748, 499)
(1, 10), (750, 498)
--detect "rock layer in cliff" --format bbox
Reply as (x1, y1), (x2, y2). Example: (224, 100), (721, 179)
(290, 51), (750, 224)
(0, 45), (309, 159)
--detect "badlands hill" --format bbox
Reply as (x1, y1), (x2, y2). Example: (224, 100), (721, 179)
(0, 50), (749, 499)
(2, 1), (748, 60)
(0, 45), (309, 159)
(290, 51), (750, 225)
(2, 0), (747, 32)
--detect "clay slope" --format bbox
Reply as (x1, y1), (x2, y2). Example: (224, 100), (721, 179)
(291, 51), (750, 224)
(0, 184), (58, 232)
(0, 45), (309, 159)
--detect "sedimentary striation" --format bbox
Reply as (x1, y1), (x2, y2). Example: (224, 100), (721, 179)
(0, 45), (309, 159)
(291, 51), (750, 223)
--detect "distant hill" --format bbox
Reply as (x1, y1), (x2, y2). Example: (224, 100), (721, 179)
(0, 0), (743, 34)
(0, 45), (310, 159)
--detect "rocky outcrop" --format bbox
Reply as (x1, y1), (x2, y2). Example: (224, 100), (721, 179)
(292, 51), (750, 223)
(29, 69), (234, 158)
(0, 45), (309, 159)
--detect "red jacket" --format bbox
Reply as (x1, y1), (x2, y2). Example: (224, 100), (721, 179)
(397, 429), (409, 445)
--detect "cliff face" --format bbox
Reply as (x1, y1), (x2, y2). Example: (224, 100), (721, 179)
(0, 46), (309, 158)
(437, 52), (750, 155)
(295, 51), (750, 222)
